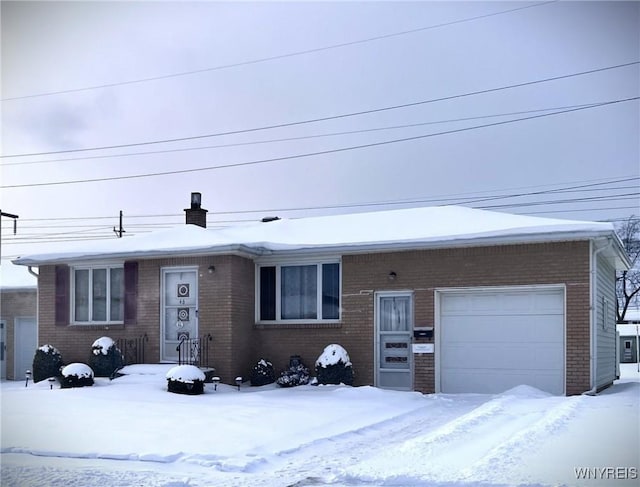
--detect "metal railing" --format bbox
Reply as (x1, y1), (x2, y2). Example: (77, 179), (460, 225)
(177, 333), (213, 368)
(116, 334), (149, 365)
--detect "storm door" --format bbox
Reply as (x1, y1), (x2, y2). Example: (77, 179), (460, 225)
(376, 292), (413, 390)
(161, 267), (198, 362)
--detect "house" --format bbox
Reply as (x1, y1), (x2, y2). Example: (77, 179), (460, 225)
(0, 262), (38, 380)
(12, 194), (630, 395)
(617, 307), (640, 363)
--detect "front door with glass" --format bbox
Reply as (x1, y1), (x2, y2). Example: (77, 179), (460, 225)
(376, 292), (413, 390)
(161, 268), (198, 362)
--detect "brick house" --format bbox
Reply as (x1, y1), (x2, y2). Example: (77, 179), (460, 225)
(13, 195), (629, 395)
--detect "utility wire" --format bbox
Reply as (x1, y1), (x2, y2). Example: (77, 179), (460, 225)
(3, 178), (637, 233)
(6, 175), (636, 223)
(3, 61), (637, 159)
(0, 102), (602, 167)
(3, 97), (637, 189)
(1, 1), (556, 102)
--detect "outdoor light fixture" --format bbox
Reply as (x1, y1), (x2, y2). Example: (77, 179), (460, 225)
(388, 271), (397, 281)
(25, 370), (31, 388)
(212, 376), (221, 391)
(208, 265), (215, 274)
(235, 376), (242, 391)
(48, 377), (56, 390)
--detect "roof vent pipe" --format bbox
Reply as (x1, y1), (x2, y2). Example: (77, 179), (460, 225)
(185, 192), (208, 228)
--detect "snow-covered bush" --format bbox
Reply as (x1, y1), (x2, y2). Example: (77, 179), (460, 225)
(60, 363), (94, 388)
(89, 336), (124, 378)
(166, 365), (205, 395)
(32, 344), (64, 383)
(250, 358), (275, 386)
(276, 361), (310, 388)
(315, 344), (354, 385)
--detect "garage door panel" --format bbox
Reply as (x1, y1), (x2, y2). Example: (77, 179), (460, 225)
(442, 316), (563, 343)
(439, 288), (564, 395)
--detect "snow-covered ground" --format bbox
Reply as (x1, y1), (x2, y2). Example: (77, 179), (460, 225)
(1, 364), (638, 487)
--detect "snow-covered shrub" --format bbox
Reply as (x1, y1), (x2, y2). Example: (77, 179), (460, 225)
(166, 365), (205, 395)
(60, 363), (94, 388)
(89, 336), (124, 378)
(276, 361), (310, 388)
(315, 344), (354, 385)
(250, 358), (275, 386)
(32, 344), (64, 383)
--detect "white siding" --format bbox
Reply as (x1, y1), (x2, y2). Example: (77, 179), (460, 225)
(595, 253), (617, 388)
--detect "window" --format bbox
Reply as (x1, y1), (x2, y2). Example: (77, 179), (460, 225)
(72, 266), (124, 323)
(258, 262), (340, 322)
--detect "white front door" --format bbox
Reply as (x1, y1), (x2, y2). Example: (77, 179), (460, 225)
(376, 292), (413, 390)
(1, 321), (6, 380)
(14, 317), (37, 380)
(161, 267), (198, 362)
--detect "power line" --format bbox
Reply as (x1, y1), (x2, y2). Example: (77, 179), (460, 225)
(3, 97), (637, 189)
(3, 177), (637, 235)
(1, 1), (556, 102)
(0, 102), (603, 167)
(3, 61), (637, 159)
(5, 175), (635, 224)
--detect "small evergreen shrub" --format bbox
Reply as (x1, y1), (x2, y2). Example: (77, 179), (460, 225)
(32, 345), (64, 383)
(89, 337), (124, 377)
(166, 365), (205, 395)
(276, 360), (310, 388)
(315, 344), (354, 385)
(60, 363), (94, 388)
(250, 358), (275, 386)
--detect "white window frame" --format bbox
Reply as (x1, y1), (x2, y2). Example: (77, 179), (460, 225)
(256, 258), (341, 324)
(71, 264), (125, 324)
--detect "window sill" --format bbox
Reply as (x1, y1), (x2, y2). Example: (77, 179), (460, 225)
(254, 321), (342, 330)
(68, 323), (125, 331)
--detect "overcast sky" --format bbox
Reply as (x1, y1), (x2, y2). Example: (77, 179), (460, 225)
(1, 0), (639, 260)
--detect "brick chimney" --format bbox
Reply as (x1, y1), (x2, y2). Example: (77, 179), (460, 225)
(184, 192), (208, 228)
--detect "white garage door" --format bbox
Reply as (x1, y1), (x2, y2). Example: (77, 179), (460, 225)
(439, 288), (564, 395)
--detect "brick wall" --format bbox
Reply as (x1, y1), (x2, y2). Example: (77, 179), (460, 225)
(255, 241), (591, 395)
(38, 256), (256, 384)
(36, 240), (592, 394)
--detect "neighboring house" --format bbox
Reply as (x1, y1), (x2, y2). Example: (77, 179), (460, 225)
(0, 262), (38, 380)
(617, 308), (640, 364)
(12, 194), (630, 395)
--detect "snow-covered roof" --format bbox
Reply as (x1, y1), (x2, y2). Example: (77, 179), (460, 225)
(619, 307), (640, 325)
(618, 324), (640, 336)
(11, 205), (626, 266)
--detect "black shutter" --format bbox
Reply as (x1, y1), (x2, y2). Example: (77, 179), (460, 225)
(259, 266), (276, 320)
(124, 261), (138, 325)
(54, 265), (70, 325)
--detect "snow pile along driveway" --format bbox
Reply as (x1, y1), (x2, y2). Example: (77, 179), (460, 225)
(1, 364), (638, 487)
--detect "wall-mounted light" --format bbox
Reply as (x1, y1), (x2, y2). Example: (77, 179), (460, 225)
(208, 265), (215, 274)
(388, 271), (397, 281)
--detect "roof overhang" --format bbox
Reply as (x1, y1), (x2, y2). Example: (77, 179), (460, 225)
(14, 228), (628, 269)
